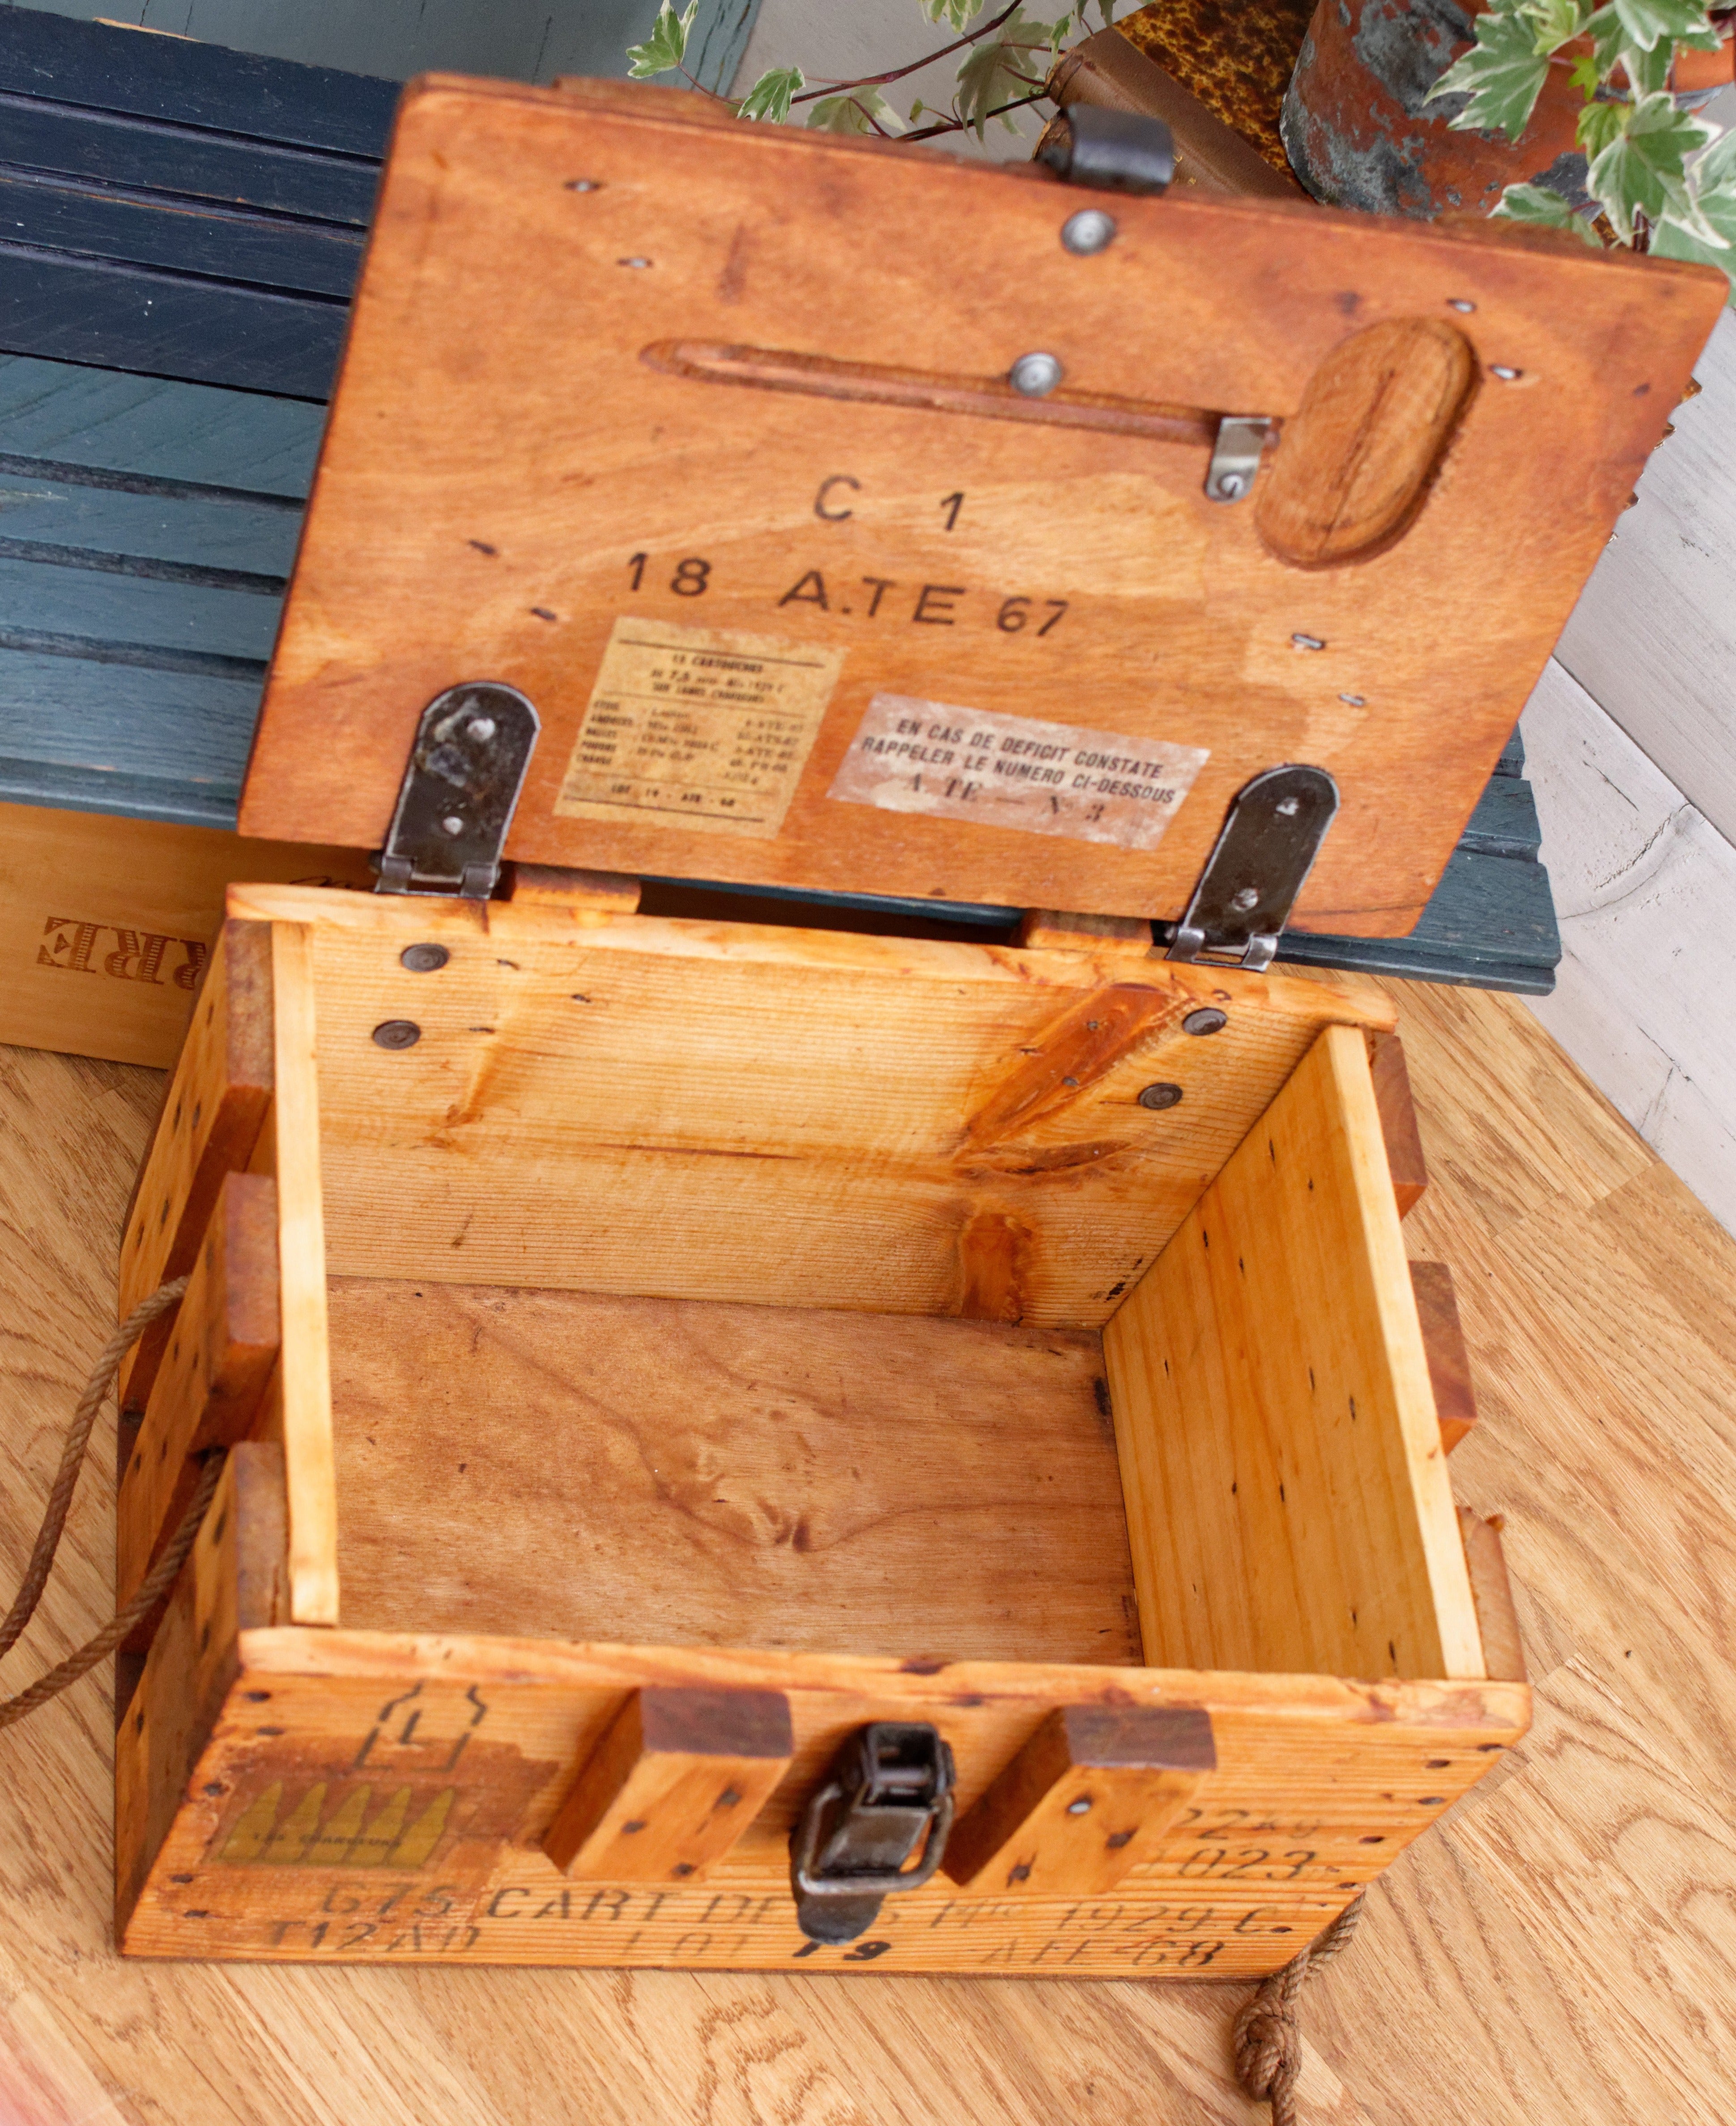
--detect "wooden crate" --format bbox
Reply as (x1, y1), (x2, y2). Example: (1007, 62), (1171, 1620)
(107, 77), (1719, 1977)
(113, 886), (1523, 1976)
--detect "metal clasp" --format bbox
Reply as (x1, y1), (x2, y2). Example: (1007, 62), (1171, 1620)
(1205, 416), (1271, 503)
(375, 682), (540, 898)
(789, 1723), (956, 1943)
(1165, 764), (1340, 972)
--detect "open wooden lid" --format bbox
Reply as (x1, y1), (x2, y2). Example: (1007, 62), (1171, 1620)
(239, 76), (1720, 934)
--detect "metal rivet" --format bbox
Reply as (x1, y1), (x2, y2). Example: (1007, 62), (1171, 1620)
(1448, 298), (1476, 313)
(1067, 1797), (1092, 1815)
(400, 944), (450, 974)
(1010, 351), (1064, 397)
(1292, 633), (1326, 651)
(372, 1020), (422, 1050)
(1276, 796), (1300, 816)
(441, 814), (466, 836)
(617, 255), (652, 269)
(1138, 1082), (1184, 1111)
(1183, 1007), (1228, 1037)
(1061, 208), (1117, 255)
(1230, 885), (1259, 912)
(1491, 365), (1523, 381)
(467, 716), (497, 741)
(1212, 470), (1247, 501)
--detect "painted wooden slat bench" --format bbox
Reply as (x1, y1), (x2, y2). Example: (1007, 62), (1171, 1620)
(0, 9), (1560, 1072)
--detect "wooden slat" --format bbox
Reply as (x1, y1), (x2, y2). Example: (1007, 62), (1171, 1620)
(943, 1704), (1215, 1896)
(543, 1686), (795, 1881)
(1370, 1028), (1428, 1217)
(118, 1170), (279, 1639)
(327, 1279), (1140, 1667)
(0, 553), (282, 661)
(117, 918), (275, 1412)
(231, 882), (1393, 1329)
(242, 77), (1719, 935)
(1459, 1509), (1526, 1686)
(0, 352), (323, 493)
(115, 1440), (289, 1935)
(1412, 1260), (1478, 1453)
(1013, 909), (1153, 953)
(1102, 1023), (1485, 1681)
(0, 470), (298, 580)
(0, 6), (397, 158)
(119, 1625), (1527, 1969)
(506, 863), (642, 911)
(268, 921), (339, 1626)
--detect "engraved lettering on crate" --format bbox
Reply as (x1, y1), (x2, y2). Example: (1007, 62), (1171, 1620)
(37, 917), (208, 990)
(828, 696), (1209, 850)
(554, 617), (844, 838)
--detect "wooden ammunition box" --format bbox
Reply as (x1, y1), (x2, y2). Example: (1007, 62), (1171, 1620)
(111, 76), (1720, 1977)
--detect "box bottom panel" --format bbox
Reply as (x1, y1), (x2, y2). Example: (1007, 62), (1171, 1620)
(328, 1280), (1142, 1667)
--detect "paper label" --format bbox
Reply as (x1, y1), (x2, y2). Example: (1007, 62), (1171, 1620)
(827, 694), (1208, 850)
(554, 619), (844, 838)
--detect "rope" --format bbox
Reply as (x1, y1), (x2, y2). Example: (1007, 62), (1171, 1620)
(0, 1277), (226, 1733)
(1232, 1892), (1366, 2126)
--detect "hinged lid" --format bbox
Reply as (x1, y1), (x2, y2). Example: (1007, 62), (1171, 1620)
(238, 74), (1720, 934)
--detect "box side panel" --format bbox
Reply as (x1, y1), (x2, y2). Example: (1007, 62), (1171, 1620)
(240, 882), (1394, 1329)
(1102, 1022), (1485, 1681)
(119, 1627), (1528, 1973)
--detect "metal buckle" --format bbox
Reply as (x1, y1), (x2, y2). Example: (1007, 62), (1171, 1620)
(789, 1723), (956, 1943)
(1164, 764), (1340, 972)
(375, 682), (540, 898)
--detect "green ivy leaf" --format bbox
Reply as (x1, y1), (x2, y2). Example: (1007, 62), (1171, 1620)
(1625, 36), (1675, 89)
(1491, 179), (1606, 240)
(736, 64), (804, 122)
(625, 0), (698, 79)
(806, 87), (907, 136)
(923, 0), (989, 29)
(955, 8), (1058, 135)
(1653, 130), (1736, 296)
(1429, 7), (1552, 138)
(1588, 89), (1718, 237)
(1610, 0), (1716, 49)
(1577, 96), (1630, 155)
(1519, 0), (1589, 56)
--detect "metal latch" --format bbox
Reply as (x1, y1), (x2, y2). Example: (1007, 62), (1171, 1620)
(1037, 103), (1174, 195)
(1205, 416), (1271, 503)
(375, 682), (540, 898)
(789, 1723), (956, 1943)
(1164, 764), (1340, 972)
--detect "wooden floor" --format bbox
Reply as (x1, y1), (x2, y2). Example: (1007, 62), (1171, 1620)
(1, 977), (1733, 2123)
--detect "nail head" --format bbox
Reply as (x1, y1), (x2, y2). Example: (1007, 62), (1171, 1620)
(373, 1020), (422, 1050)
(1061, 208), (1117, 255)
(1183, 1007), (1228, 1037)
(1010, 350), (1064, 396)
(1138, 1082), (1184, 1111)
(400, 944), (450, 974)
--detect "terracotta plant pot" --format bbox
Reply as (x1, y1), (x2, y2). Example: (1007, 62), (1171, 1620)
(1283, 0), (1733, 219)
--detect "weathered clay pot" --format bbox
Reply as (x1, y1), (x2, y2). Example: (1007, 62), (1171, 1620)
(1282, 0), (1589, 217)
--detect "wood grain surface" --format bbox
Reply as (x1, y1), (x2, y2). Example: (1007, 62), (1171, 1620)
(241, 77), (1722, 935)
(326, 1280), (1141, 1668)
(2, 978), (1734, 2113)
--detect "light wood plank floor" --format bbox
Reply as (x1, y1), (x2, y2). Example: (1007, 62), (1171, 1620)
(0, 978), (1732, 2125)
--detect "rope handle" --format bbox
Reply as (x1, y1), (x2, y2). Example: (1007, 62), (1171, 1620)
(1232, 1890), (1366, 2126)
(0, 1278), (226, 1732)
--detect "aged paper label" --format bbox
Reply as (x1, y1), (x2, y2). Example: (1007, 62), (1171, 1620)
(555, 620), (844, 838)
(828, 695), (1208, 850)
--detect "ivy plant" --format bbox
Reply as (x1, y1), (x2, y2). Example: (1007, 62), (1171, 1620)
(1427, 0), (1736, 295)
(627, 0), (1117, 143)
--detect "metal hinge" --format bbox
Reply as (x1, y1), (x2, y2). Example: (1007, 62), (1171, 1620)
(1205, 416), (1272, 503)
(375, 682), (540, 898)
(789, 1723), (956, 1944)
(1163, 764), (1340, 972)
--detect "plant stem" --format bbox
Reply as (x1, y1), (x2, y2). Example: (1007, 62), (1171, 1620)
(787, 0), (1024, 105)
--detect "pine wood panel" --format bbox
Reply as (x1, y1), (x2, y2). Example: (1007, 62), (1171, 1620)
(226, 883), (1392, 1329)
(325, 1280), (1142, 1669)
(119, 1622), (1524, 1972)
(267, 922), (339, 1626)
(1103, 1024), (1483, 1681)
(239, 77), (1722, 935)
(4, 978), (1734, 2115)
